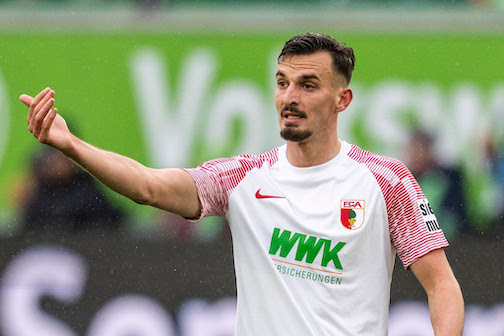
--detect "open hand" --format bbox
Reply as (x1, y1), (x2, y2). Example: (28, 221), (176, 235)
(20, 87), (72, 151)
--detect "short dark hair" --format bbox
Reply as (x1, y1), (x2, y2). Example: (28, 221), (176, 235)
(278, 33), (355, 86)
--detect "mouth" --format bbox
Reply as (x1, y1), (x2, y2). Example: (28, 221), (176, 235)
(283, 113), (305, 119)
(281, 106), (306, 120)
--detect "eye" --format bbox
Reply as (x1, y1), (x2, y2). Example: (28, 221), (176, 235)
(303, 83), (315, 90)
(277, 80), (288, 88)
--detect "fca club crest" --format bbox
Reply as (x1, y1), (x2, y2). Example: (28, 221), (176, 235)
(340, 199), (365, 230)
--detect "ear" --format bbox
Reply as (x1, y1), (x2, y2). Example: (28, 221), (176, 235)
(336, 87), (353, 112)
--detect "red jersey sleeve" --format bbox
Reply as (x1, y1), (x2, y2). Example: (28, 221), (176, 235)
(385, 161), (449, 269)
(348, 145), (449, 269)
(184, 162), (228, 220)
(184, 148), (280, 221)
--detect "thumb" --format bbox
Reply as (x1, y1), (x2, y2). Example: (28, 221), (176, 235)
(19, 94), (33, 107)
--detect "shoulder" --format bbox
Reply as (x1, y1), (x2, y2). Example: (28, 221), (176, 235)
(346, 144), (412, 186)
(196, 147), (281, 175)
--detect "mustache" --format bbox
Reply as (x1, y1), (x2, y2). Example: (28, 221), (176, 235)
(281, 105), (307, 118)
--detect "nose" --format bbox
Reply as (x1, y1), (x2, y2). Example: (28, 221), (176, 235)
(282, 83), (300, 105)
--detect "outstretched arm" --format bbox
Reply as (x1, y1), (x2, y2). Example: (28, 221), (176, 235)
(410, 249), (464, 336)
(20, 87), (201, 218)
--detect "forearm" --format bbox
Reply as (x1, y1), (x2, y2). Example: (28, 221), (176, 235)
(411, 249), (465, 336)
(427, 277), (464, 336)
(61, 134), (157, 205)
(19, 88), (199, 216)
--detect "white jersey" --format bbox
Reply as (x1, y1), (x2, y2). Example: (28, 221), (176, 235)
(185, 140), (448, 336)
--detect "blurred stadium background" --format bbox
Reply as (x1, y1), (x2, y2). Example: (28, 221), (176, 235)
(0, 0), (503, 335)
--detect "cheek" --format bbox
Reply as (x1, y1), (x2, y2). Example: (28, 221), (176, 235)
(274, 93), (284, 111)
(312, 103), (336, 124)
(318, 95), (338, 114)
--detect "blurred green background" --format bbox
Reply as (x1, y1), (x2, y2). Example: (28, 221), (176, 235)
(0, 0), (503, 242)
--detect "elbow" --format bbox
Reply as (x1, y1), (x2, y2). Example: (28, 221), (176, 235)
(425, 275), (462, 301)
(132, 195), (151, 206)
(129, 190), (151, 206)
(128, 168), (163, 206)
(129, 182), (157, 206)
(130, 172), (168, 208)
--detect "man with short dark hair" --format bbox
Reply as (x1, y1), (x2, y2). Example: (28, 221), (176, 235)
(20, 33), (464, 335)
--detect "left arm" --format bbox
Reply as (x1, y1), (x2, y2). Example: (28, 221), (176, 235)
(410, 248), (464, 336)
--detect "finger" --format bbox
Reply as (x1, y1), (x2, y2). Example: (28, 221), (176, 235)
(34, 89), (54, 112)
(38, 108), (58, 144)
(19, 94), (33, 107)
(20, 94), (35, 125)
(28, 87), (51, 122)
(30, 90), (54, 128)
(30, 87), (50, 109)
(32, 98), (55, 138)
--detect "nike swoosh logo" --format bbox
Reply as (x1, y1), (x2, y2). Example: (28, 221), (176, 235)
(255, 189), (285, 199)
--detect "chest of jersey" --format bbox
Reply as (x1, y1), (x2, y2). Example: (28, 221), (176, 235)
(226, 158), (391, 277)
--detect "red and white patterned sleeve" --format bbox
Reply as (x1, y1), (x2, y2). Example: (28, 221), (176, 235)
(349, 146), (449, 269)
(380, 159), (449, 269)
(183, 158), (236, 220)
(184, 149), (280, 221)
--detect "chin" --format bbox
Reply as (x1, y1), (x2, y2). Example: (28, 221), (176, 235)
(280, 128), (313, 142)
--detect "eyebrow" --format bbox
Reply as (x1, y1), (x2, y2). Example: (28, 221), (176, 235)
(301, 74), (320, 82)
(276, 71), (321, 82)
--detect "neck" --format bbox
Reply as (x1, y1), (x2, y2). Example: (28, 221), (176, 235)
(286, 137), (342, 167)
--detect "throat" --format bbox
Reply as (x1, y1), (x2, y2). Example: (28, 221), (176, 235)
(286, 139), (341, 167)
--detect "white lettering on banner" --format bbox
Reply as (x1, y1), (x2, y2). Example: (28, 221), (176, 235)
(205, 81), (267, 158)
(389, 302), (504, 336)
(178, 298), (236, 336)
(339, 80), (504, 169)
(0, 245), (237, 336)
(361, 81), (413, 158)
(130, 48), (216, 168)
(86, 294), (176, 336)
(389, 301), (434, 336)
(129, 48), (280, 168)
(2, 245), (504, 335)
(463, 304), (504, 336)
(0, 246), (87, 336)
(0, 69), (9, 169)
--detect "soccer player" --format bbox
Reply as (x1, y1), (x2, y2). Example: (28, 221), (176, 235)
(20, 33), (464, 335)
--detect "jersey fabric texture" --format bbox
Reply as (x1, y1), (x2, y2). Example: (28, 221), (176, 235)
(184, 140), (448, 336)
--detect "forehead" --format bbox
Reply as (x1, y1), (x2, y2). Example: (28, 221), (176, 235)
(277, 52), (334, 80)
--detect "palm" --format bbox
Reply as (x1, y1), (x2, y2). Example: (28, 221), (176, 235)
(43, 113), (70, 148)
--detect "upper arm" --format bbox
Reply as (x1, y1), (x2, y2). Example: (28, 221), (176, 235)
(146, 168), (201, 219)
(410, 248), (457, 293)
